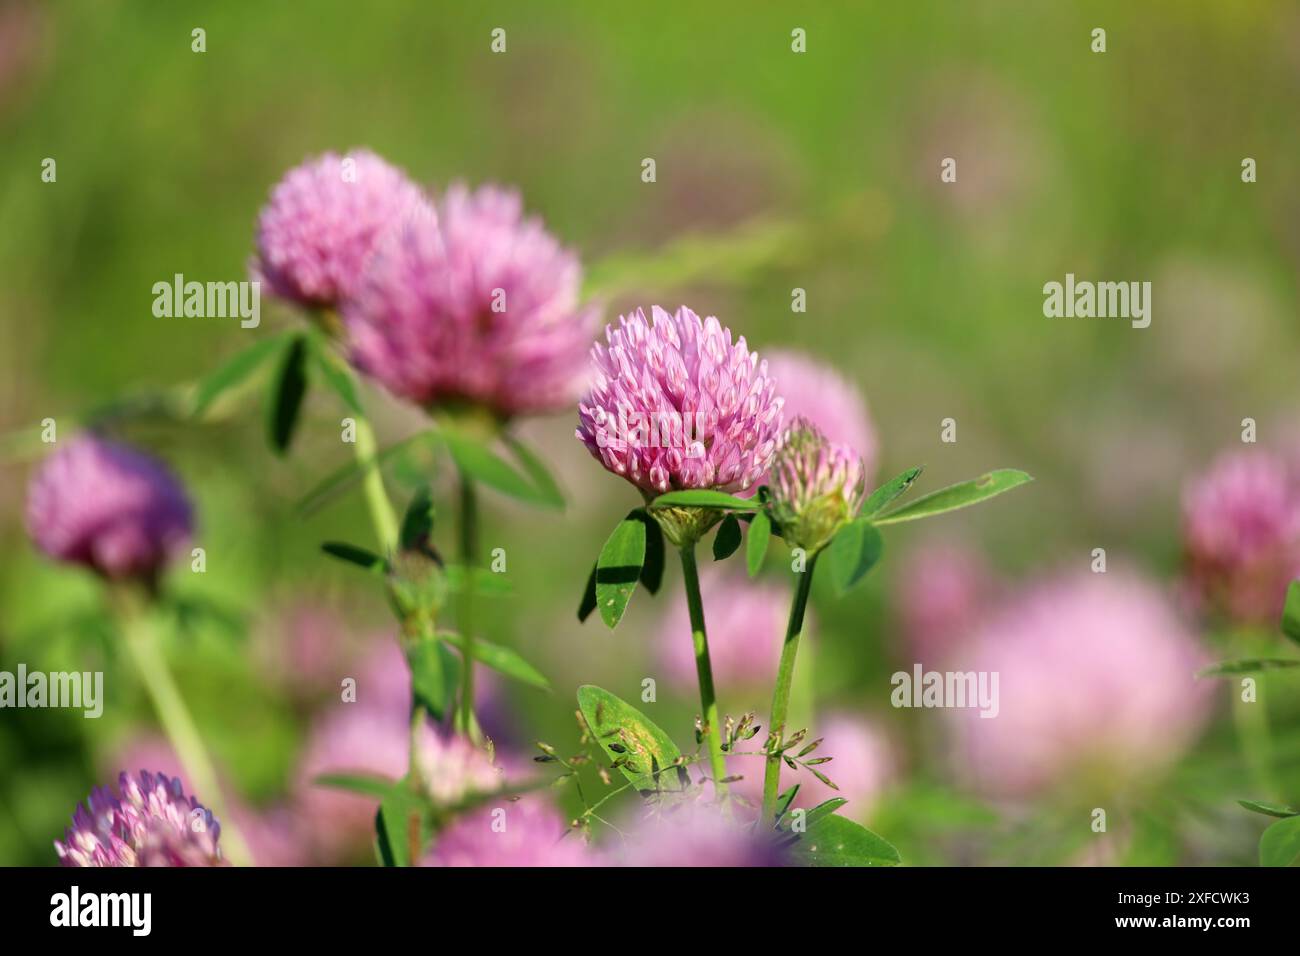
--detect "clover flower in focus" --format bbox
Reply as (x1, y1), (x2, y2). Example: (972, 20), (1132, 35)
(1182, 448), (1300, 624)
(253, 149), (427, 311)
(26, 435), (193, 583)
(577, 306), (784, 497)
(767, 418), (866, 554)
(344, 182), (597, 418)
(56, 771), (225, 867)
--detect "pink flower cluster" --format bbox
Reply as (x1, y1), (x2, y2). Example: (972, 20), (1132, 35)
(1182, 448), (1300, 624)
(254, 152), (597, 418)
(56, 771), (224, 868)
(345, 184), (598, 416)
(769, 417), (867, 553)
(944, 569), (1212, 797)
(576, 306), (785, 495)
(26, 436), (192, 582)
(254, 150), (428, 308)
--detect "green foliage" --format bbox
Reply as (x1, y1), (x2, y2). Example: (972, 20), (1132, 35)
(577, 563), (598, 623)
(650, 489), (760, 511)
(441, 429), (562, 509)
(713, 513), (742, 560)
(594, 512), (647, 629)
(190, 333), (290, 417)
(861, 466), (923, 519)
(314, 773), (400, 800)
(1259, 814), (1300, 867)
(1282, 579), (1300, 647)
(296, 432), (431, 517)
(406, 638), (461, 720)
(1197, 659), (1300, 677)
(746, 510), (772, 576)
(306, 332), (363, 413)
(321, 541), (388, 574)
(873, 469), (1033, 525)
(1239, 799), (1299, 819)
(266, 334), (309, 454)
(771, 784), (800, 827)
(439, 631), (550, 691)
(502, 434), (565, 510)
(399, 486), (436, 553)
(826, 518), (884, 594)
(6, 0), (1284, 871)
(577, 685), (685, 793)
(638, 511), (666, 594)
(443, 565), (512, 597)
(787, 814), (901, 867)
(801, 798), (848, 829)
(375, 785), (429, 868)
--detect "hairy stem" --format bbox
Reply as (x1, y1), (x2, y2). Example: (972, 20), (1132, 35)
(761, 556), (817, 825)
(119, 602), (253, 867)
(678, 545), (728, 800)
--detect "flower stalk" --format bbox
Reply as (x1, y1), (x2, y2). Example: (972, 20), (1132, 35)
(456, 472), (482, 741)
(761, 555), (818, 824)
(116, 596), (253, 867)
(352, 409), (400, 554)
(678, 544), (729, 800)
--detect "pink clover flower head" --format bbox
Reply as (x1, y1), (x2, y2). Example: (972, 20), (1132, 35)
(26, 436), (193, 581)
(576, 305), (784, 497)
(254, 149), (427, 309)
(768, 417), (866, 553)
(946, 569), (1212, 797)
(1182, 448), (1300, 624)
(56, 771), (224, 867)
(345, 182), (597, 417)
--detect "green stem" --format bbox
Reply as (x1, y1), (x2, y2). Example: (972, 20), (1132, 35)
(352, 412), (399, 554)
(678, 545), (728, 800)
(1229, 629), (1278, 799)
(119, 603), (253, 867)
(456, 473), (481, 741)
(405, 703), (427, 866)
(761, 556), (817, 826)
(1232, 689), (1276, 799)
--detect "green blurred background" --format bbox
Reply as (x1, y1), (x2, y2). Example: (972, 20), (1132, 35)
(1, 0), (1298, 865)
